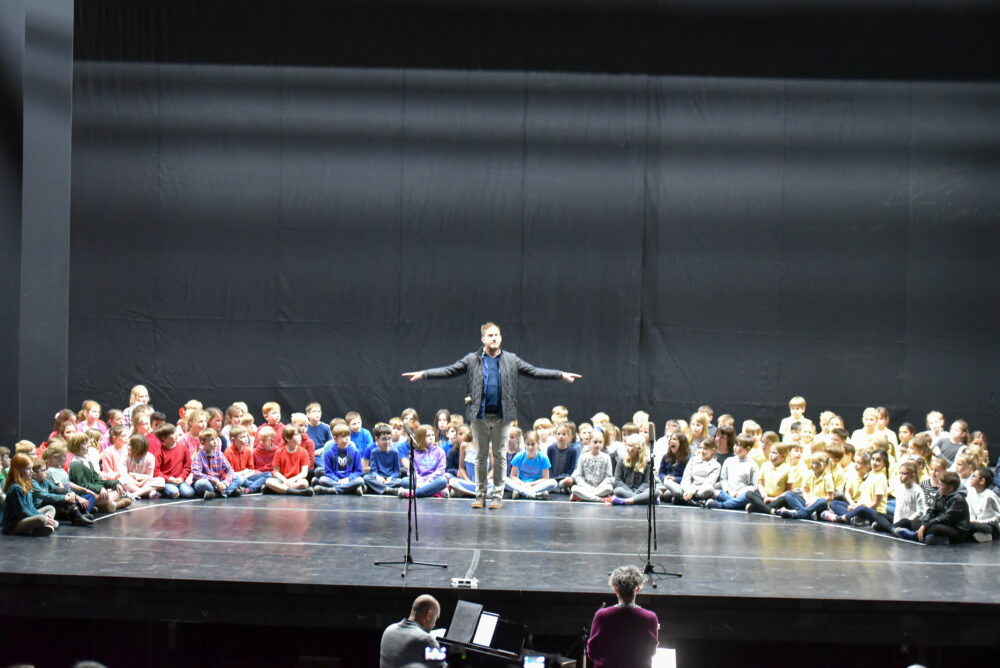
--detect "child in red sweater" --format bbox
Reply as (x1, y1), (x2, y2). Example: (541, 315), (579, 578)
(154, 423), (194, 498)
(264, 426), (313, 496)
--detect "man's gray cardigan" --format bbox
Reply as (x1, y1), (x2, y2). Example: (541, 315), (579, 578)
(423, 348), (563, 423)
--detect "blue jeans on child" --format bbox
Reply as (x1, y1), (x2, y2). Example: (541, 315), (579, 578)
(315, 475), (365, 494)
(782, 491), (828, 519)
(399, 476), (448, 498)
(707, 491), (748, 510)
(241, 472), (271, 493)
(79, 492), (97, 513)
(163, 482), (195, 498)
(362, 473), (400, 495)
(193, 477), (244, 497)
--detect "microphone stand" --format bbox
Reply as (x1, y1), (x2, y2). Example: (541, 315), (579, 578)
(374, 427), (447, 578)
(643, 423), (681, 585)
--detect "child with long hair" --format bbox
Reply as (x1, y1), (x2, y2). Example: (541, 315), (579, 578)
(676, 438), (721, 505)
(126, 434), (164, 498)
(688, 412), (711, 450)
(822, 449), (890, 529)
(920, 456), (948, 510)
(397, 424), (448, 499)
(77, 400), (109, 437)
(606, 434), (654, 506)
(886, 460), (927, 534)
(505, 430), (558, 501)
(2, 454), (60, 536)
(123, 384), (150, 428)
(448, 431), (489, 498)
(49, 409), (76, 442)
(568, 428), (614, 503)
(100, 425), (129, 486)
(657, 432), (690, 504)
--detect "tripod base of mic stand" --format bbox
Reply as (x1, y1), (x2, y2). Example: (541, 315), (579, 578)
(374, 555), (448, 578)
(642, 561), (682, 587)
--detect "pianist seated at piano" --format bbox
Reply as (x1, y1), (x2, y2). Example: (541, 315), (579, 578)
(380, 594), (446, 668)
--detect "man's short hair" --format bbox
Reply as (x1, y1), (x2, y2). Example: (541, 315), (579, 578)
(410, 594), (440, 618)
(480, 321), (499, 336)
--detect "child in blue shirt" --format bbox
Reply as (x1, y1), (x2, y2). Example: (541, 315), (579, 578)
(363, 423), (402, 495)
(346, 411), (374, 457)
(506, 430), (558, 500)
(315, 424), (365, 495)
(305, 402), (333, 467)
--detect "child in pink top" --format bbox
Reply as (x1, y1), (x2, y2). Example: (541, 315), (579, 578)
(180, 410), (207, 456)
(77, 400), (109, 437)
(125, 434), (164, 498)
(101, 426), (130, 484)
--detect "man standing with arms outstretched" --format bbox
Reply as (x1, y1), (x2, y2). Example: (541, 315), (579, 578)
(403, 322), (580, 510)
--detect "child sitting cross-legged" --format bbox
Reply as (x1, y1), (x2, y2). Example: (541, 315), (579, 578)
(264, 426), (314, 496)
(448, 432), (488, 498)
(363, 422), (402, 495)
(568, 427), (614, 503)
(224, 425), (269, 494)
(606, 434), (654, 506)
(397, 424), (449, 499)
(124, 434), (165, 499)
(507, 429), (558, 501)
(705, 435), (759, 510)
(192, 429), (243, 500)
(314, 423), (365, 495)
(674, 438), (721, 506)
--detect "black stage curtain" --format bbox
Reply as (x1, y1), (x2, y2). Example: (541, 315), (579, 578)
(67, 1), (1000, 447)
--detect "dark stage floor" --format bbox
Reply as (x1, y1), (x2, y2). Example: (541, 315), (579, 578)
(2, 493), (999, 652)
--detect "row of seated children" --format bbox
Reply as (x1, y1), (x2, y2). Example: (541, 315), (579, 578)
(648, 424), (999, 546)
(4, 391), (996, 542)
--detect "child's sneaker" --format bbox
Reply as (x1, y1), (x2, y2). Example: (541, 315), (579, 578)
(820, 510), (838, 522)
(779, 509), (796, 519)
(973, 531), (993, 543)
(893, 527), (917, 541)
